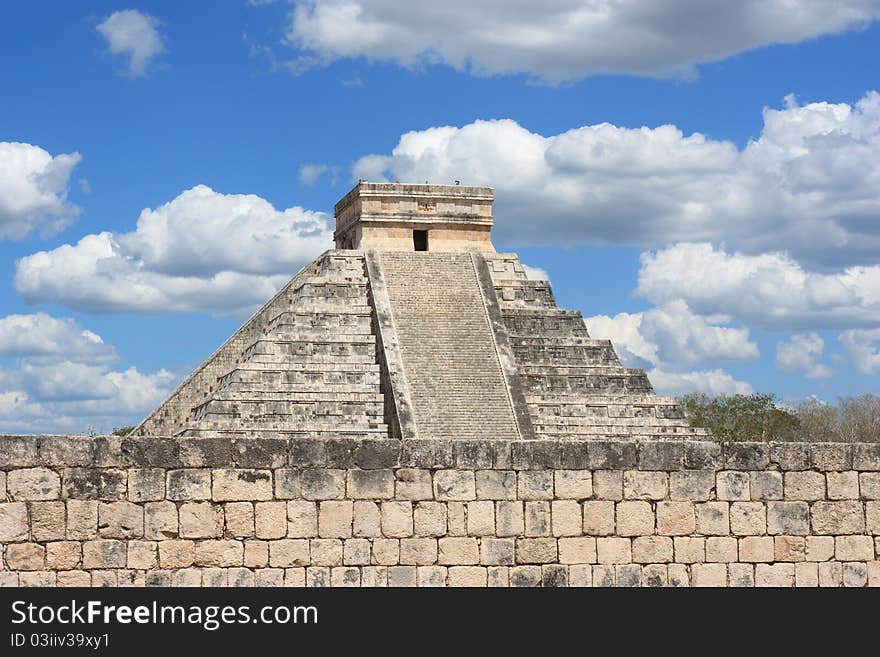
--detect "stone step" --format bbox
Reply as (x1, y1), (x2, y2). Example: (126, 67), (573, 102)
(533, 425), (710, 438)
(177, 426), (389, 439)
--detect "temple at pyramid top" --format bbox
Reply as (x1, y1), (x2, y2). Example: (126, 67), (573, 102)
(135, 182), (706, 441)
(333, 182), (496, 252)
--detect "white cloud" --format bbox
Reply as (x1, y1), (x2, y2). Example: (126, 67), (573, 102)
(588, 300), (759, 369)
(97, 9), (166, 76)
(586, 301), (757, 396)
(284, 1), (880, 83)
(522, 264), (548, 281)
(0, 142), (82, 240)
(0, 313), (176, 433)
(299, 162), (339, 186)
(776, 332), (832, 378)
(647, 368), (754, 396)
(840, 328), (880, 375)
(637, 242), (880, 331)
(15, 185), (333, 315)
(0, 313), (116, 364)
(352, 92), (880, 269)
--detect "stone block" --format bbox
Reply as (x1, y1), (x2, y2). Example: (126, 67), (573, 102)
(673, 537), (705, 564)
(811, 443), (851, 471)
(641, 564), (667, 587)
(568, 564), (592, 587)
(179, 503), (223, 539)
(510, 566), (542, 587)
(667, 564), (690, 587)
(413, 502), (447, 537)
(632, 536), (673, 563)
(211, 469), (272, 501)
(395, 469), (434, 500)
(8, 467), (60, 500)
(669, 471), (714, 501)
(82, 539), (126, 569)
(695, 502), (729, 536)
(811, 501), (864, 534)
(255, 502), (287, 539)
(66, 500), (99, 540)
(167, 469), (211, 500)
(347, 469), (394, 499)
(309, 539), (343, 566)
(749, 471), (783, 501)
(771, 443), (810, 470)
(554, 470), (592, 499)
(399, 538), (438, 565)
(447, 502), (466, 536)
(705, 537), (738, 563)
(835, 535), (874, 561)
(543, 564), (569, 588)
(592, 471), (622, 500)
(63, 468), (125, 500)
(766, 501), (809, 535)
(826, 471), (859, 500)
(861, 473), (880, 499)
(795, 562), (819, 587)
(380, 501), (413, 538)
(433, 470), (475, 501)
(127, 468), (165, 502)
(158, 540), (194, 568)
(755, 563), (794, 587)
(127, 540), (158, 569)
(30, 501), (66, 541)
(438, 537), (479, 565)
(475, 470), (516, 500)
(716, 471), (749, 501)
(868, 501), (880, 535)
(494, 501), (523, 537)
(56, 571), (90, 587)
(269, 539), (310, 567)
(352, 500), (380, 538)
(729, 502), (766, 536)
(98, 501), (144, 539)
(273, 469), (301, 499)
(195, 540), (243, 567)
(818, 561), (842, 587)
(615, 501), (653, 536)
(515, 537), (557, 564)
(343, 538), (371, 565)
(224, 502), (254, 538)
(551, 500), (582, 537)
(416, 565), (447, 587)
(371, 538), (399, 566)
(738, 536), (774, 562)
(784, 471), (825, 501)
(582, 501), (615, 536)
(805, 536), (835, 562)
(592, 565), (615, 587)
(45, 541), (81, 570)
(692, 563), (727, 587)
(596, 537), (631, 564)
(466, 501), (495, 536)
(656, 501), (696, 536)
(143, 501), (178, 540)
(557, 537), (596, 564)
(299, 469), (346, 500)
(244, 540), (268, 568)
(448, 566), (487, 587)
(487, 566), (510, 587)
(286, 501), (317, 538)
(6, 543), (45, 570)
(516, 471), (553, 500)
(623, 471), (667, 500)
(774, 536), (806, 562)
(853, 444), (880, 471)
(330, 566), (360, 587)
(524, 501), (550, 537)
(319, 501), (354, 538)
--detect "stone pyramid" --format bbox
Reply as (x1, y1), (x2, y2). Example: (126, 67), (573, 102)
(135, 183), (707, 441)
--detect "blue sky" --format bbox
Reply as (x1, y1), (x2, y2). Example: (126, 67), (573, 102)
(1, 1), (879, 433)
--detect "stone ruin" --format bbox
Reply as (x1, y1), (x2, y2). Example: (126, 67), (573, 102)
(136, 182), (706, 443)
(1, 183), (877, 587)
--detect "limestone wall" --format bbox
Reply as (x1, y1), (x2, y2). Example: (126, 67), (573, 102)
(1, 435), (878, 587)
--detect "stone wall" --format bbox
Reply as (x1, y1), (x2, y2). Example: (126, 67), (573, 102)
(1, 435), (878, 587)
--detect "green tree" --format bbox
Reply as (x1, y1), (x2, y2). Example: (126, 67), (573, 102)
(677, 393), (800, 442)
(111, 425), (135, 436)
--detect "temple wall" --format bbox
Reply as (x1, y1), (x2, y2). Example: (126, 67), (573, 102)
(1, 434), (878, 587)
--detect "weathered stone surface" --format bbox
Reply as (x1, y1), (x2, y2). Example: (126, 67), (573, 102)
(179, 503), (223, 539)
(767, 501), (809, 536)
(395, 469), (434, 500)
(347, 469), (394, 499)
(212, 469), (272, 501)
(623, 471), (667, 500)
(98, 501), (144, 539)
(0, 502), (29, 542)
(616, 501), (654, 536)
(669, 471), (714, 501)
(632, 536), (673, 563)
(433, 470), (475, 501)
(8, 468), (61, 500)
(30, 501), (65, 542)
(63, 468), (125, 501)
(517, 471), (553, 500)
(656, 502), (696, 536)
(696, 502), (729, 536)
(475, 470), (516, 500)
(255, 502), (287, 539)
(167, 470), (211, 501)
(143, 501), (177, 540)
(716, 471), (749, 501)
(582, 501), (615, 536)
(554, 470), (591, 499)
(319, 501), (354, 538)
(127, 469), (165, 502)
(810, 501), (864, 534)
(785, 471), (825, 501)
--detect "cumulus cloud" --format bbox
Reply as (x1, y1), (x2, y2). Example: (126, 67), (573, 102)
(284, 1), (880, 82)
(636, 243), (880, 331)
(839, 329), (880, 375)
(15, 185), (333, 315)
(97, 9), (166, 76)
(0, 313), (175, 433)
(0, 313), (116, 364)
(586, 301), (757, 395)
(522, 264), (549, 281)
(647, 368), (754, 396)
(776, 332), (832, 378)
(0, 142), (82, 240)
(299, 163), (339, 186)
(352, 92), (880, 269)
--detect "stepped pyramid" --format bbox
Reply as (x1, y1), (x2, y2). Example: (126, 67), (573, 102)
(135, 183), (707, 440)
